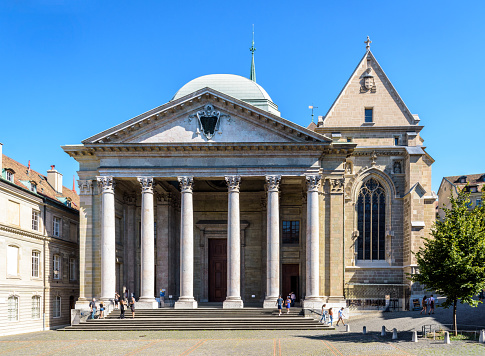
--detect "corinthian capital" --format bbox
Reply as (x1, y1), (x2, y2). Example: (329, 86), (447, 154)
(78, 180), (94, 195)
(137, 176), (154, 193)
(265, 175), (281, 192)
(178, 176), (194, 193)
(306, 175), (321, 192)
(225, 175), (241, 192)
(97, 176), (115, 193)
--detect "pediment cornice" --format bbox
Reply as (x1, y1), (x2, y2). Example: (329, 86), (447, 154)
(63, 142), (355, 158)
(82, 88), (331, 145)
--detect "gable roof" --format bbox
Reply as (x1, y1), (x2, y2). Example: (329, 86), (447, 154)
(1, 154), (79, 211)
(323, 50), (418, 126)
(82, 87), (331, 145)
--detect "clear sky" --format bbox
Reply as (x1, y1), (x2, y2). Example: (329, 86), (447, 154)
(0, 0), (483, 193)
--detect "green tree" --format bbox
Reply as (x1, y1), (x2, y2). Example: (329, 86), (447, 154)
(410, 189), (485, 335)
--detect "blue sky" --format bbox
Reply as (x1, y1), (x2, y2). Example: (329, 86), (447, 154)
(0, 0), (483, 193)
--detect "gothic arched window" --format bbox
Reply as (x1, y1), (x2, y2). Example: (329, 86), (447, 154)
(356, 178), (386, 260)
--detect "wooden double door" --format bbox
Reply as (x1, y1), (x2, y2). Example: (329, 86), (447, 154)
(209, 238), (227, 302)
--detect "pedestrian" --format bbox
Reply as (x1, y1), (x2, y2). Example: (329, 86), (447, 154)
(285, 296), (292, 314)
(319, 304), (327, 324)
(290, 291), (296, 307)
(336, 307), (346, 326)
(129, 295), (136, 319)
(328, 308), (334, 326)
(119, 299), (125, 319)
(429, 295), (435, 314)
(420, 295), (427, 314)
(276, 295), (284, 316)
(89, 298), (97, 319)
(114, 292), (120, 309)
(99, 300), (104, 319)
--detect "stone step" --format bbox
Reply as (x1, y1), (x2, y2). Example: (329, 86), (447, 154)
(64, 308), (330, 331)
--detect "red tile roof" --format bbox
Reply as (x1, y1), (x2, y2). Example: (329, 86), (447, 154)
(445, 173), (485, 192)
(2, 154), (80, 210)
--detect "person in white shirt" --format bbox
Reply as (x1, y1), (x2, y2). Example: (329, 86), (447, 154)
(336, 307), (346, 326)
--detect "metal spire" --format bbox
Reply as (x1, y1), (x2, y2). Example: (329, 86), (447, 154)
(250, 25), (256, 82)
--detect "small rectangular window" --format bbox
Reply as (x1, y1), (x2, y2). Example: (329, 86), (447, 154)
(32, 251), (40, 278)
(365, 108), (373, 123)
(54, 296), (61, 318)
(6, 170), (14, 182)
(282, 221), (300, 244)
(7, 245), (19, 276)
(347, 137), (352, 142)
(53, 217), (61, 237)
(394, 137), (399, 146)
(53, 254), (60, 279)
(69, 258), (76, 281)
(32, 210), (39, 231)
(8, 296), (19, 321)
(32, 296), (41, 319)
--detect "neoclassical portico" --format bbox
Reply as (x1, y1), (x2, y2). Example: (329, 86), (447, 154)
(66, 77), (354, 311)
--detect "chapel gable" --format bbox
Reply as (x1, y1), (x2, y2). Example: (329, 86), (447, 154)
(321, 47), (417, 128)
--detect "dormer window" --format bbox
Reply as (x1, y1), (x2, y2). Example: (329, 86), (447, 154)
(458, 176), (467, 183)
(30, 181), (37, 193)
(5, 169), (14, 183)
(365, 108), (373, 123)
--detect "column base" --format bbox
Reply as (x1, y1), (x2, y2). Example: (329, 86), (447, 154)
(136, 299), (159, 309)
(302, 297), (324, 310)
(223, 298), (244, 309)
(263, 297), (278, 309)
(74, 300), (92, 310)
(174, 298), (198, 309)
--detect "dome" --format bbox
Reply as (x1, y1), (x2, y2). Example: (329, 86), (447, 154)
(172, 74), (280, 116)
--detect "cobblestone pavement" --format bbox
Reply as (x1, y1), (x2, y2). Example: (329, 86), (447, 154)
(1, 328), (484, 355)
(1, 300), (484, 355)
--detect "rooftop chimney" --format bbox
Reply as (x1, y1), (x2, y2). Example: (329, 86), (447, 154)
(47, 165), (63, 193)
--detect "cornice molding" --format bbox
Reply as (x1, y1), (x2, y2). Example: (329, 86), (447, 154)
(0, 224), (45, 240)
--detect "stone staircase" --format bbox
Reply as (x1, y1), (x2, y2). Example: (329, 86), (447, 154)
(64, 308), (333, 331)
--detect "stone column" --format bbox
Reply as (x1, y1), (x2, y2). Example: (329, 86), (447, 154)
(223, 175), (244, 308)
(174, 176), (197, 309)
(137, 177), (158, 308)
(97, 176), (116, 302)
(123, 193), (136, 299)
(76, 180), (94, 307)
(303, 174), (323, 309)
(263, 175), (281, 308)
(156, 192), (172, 307)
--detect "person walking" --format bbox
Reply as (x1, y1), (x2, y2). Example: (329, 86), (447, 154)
(420, 295), (427, 314)
(89, 298), (97, 319)
(285, 296), (292, 314)
(114, 292), (120, 309)
(276, 295), (284, 316)
(336, 307), (346, 326)
(119, 299), (125, 319)
(429, 295), (435, 314)
(328, 308), (334, 326)
(129, 295), (136, 319)
(99, 300), (105, 319)
(319, 304), (327, 324)
(290, 292), (296, 307)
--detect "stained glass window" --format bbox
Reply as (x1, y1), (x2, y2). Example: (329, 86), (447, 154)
(356, 178), (386, 260)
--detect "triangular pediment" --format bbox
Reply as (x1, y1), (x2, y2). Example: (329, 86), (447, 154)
(323, 50), (417, 127)
(83, 88), (330, 145)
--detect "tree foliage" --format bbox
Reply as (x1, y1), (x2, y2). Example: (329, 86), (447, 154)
(410, 189), (485, 334)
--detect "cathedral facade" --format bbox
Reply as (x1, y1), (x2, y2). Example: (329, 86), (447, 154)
(64, 42), (435, 311)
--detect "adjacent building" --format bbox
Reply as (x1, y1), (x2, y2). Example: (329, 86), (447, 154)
(437, 173), (485, 220)
(0, 144), (80, 336)
(63, 40), (435, 312)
